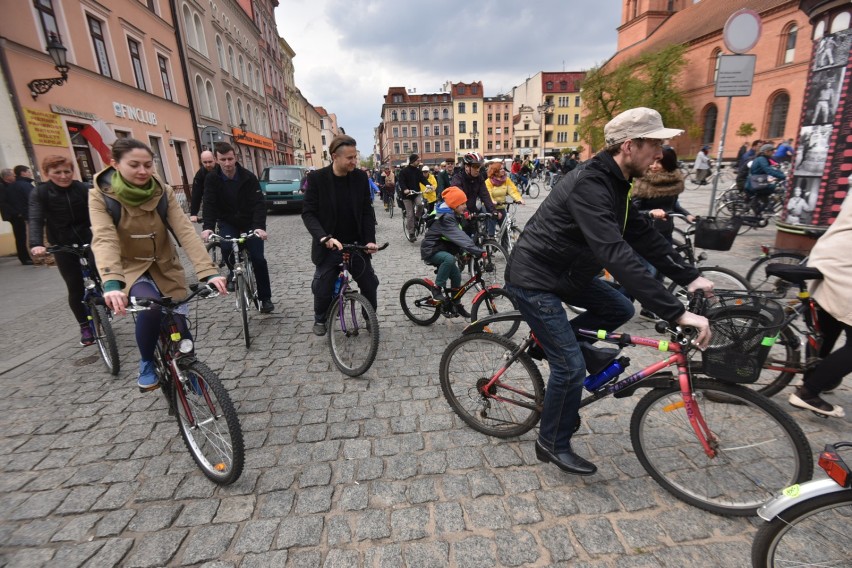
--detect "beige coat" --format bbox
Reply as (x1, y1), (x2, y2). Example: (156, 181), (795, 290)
(808, 197), (852, 326)
(89, 168), (218, 300)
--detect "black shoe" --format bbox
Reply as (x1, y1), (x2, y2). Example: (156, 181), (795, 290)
(226, 276), (235, 292)
(639, 309), (659, 321)
(453, 302), (471, 320)
(408, 233), (416, 242)
(312, 322), (327, 336)
(21, 260), (33, 265)
(260, 300), (274, 314)
(535, 440), (597, 476)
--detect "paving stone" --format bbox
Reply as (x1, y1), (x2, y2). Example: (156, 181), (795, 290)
(342, 439), (371, 460)
(370, 480), (408, 507)
(256, 468), (295, 493)
(7, 518), (64, 546)
(505, 494), (543, 525)
(339, 484), (368, 511)
(354, 510), (390, 541)
(610, 477), (662, 512)
(495, 529), (540, 567)
(385, 454), (418, 480)
(616, 518), (667, 550)
(390, 506), (430, 541)
(402, 542), (449, 568)
(445, 446), (483, 470)
(4, 547), (54, 567)
(133, 474), (183, 502)
(91, 482), (138, 511)
(51, 513), (101, 541)
(127, 503), (182, 532)
(464, 497), (511, 530)
(47, 540), (105, 567)
(540, 526), (577, 563)
(418, 451), (447, 475)
(95, 509), (136, 537)
(535, 488), (581, 516)
(294, 485), (334, 514)
(257, 490), (294, 519)
(435, 501), (466, 534)
(276, 515), (324, 548)
(406, 478), (439, 504)
(213, 495), (255, 523)
(299, 463), (332, 488)
(286, 549), (322, 568)
(238, 550), (288, 568)
(570, 517), (625, 556)
(322, 549), (359, 568)
(8, 488), (70, 519)
(467, 470), (504, 498)
(363, 544), (403, 568)
(123, 529), (188, 567)
(440, 474), (470, 500)
(310, 440), (341, 462)
(326, 516), (351, 546)
(355, 457), (384, 481)
(175, 499), (220, 527)
(174, 474), (217, 500)
(452, 536), (496, 568)
(85, 537), (133, 566)
(656, 507), (715, 542)
(482, 443), (524, 468)
(181, 523), (238, 565)
(570, 483), (620, 515)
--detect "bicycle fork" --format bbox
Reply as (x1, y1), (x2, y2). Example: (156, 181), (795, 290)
(673, 362), (718, 459)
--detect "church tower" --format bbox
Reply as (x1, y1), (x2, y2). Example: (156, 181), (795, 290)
(617, 0), (690, 51)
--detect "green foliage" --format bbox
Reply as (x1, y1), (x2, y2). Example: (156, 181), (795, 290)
(578, 44), (696, 152)
(360, 155), (375, 169)
(736, 122), (756, 139)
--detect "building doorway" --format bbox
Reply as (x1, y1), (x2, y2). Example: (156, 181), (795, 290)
(67, 122), (96, 184)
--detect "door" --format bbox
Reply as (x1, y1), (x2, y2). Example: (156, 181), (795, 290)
(173, 141), (189, 186)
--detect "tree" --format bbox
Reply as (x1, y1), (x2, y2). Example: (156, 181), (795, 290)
(736, 122), (756, 141)
(360, 156), (375, 170)
(578, 44), (696, 152)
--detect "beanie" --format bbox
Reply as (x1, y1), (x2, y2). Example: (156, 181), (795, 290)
(442, 186), (467, 209)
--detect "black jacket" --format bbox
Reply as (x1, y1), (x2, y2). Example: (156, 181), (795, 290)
(201, 163), (266, 232)
(301, 165), (376, 265)
(505, 151), (700, 322)
(449, 171), (495, 213)
(190, 166), (210, 217)
(6, 176), (34, 218)
(420, 202), (485, 260)
(28, 181), (92, 247)
(397, 164), (424, 199)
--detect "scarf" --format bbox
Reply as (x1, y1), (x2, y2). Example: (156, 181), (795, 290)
(110, 171), (156, 207)
(490, 175), (507, 186)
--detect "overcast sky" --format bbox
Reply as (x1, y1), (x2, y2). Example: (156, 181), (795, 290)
(275, 0), (622, 156)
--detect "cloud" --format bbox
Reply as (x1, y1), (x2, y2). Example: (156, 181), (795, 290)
(275, 0), (620, 155)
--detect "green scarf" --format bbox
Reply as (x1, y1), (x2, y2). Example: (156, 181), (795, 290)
(111, 171), (156, 207)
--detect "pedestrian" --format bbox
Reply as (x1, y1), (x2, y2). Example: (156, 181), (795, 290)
(436, 161), (451, 193)
(201, 142), (274, 314)
(189, 150), (216, 222)
(301, 134), (379, 337)
(398, 154), (426, 241)
(693, 145), (711, 185)
(6, 165), (36, 265)
(0, 168), (14, 224)
(28, 155), (95, 346)
(91, 138), (227, 391)
(504, 107), (713, 476)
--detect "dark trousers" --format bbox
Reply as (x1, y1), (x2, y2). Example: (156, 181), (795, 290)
(312, 250), (379, 322)
(804, 306), (852, 394)
(217, 221), (272, 301)
(130, 280), (190, 361)
(53, 250), (89, 324)
(10, 216), (29, 263)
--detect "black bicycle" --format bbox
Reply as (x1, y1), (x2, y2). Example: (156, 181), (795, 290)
(125, 283), (244, 484)
(206, 232), (260, 348)
(48, 244), (120, 375)
(400, 190), (426, 242)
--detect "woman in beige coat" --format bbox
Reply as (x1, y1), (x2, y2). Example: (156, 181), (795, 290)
(787, 197), (852, 418)
(91, 138), (227, 390)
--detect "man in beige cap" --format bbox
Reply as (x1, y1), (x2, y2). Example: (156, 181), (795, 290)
(505, 107), (713, 476)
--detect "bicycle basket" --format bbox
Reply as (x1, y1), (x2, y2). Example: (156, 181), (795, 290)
(693, 216), (742, 251)
(699, 292), (786, 383)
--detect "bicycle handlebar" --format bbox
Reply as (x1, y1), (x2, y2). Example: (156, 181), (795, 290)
(94, 282), (219, 312)
(339, 242), (389, 253)
(46, 244), (92, 255)
(207, 231), (262, 243)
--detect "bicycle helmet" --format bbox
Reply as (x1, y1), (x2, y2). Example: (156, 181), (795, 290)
(462, 152), (483, 166)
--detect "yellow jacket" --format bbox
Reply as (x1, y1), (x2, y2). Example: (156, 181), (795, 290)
(420, 173), (438, 203)
(485, 178), (522, 208)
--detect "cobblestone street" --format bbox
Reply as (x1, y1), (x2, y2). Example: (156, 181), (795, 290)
(1, 183), (849, 567)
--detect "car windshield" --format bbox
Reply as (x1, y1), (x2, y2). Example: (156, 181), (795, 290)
(264, 167), (302, 182)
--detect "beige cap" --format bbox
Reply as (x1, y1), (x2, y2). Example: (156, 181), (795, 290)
(604, 107), (683, 146)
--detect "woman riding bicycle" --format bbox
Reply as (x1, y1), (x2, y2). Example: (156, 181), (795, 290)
(746, 143), (786, 213)
(91, 138), (227, 391)
(484, 162), (524, 237)
(28, 155), (95, 346)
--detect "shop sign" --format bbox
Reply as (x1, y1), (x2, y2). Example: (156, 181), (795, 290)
(24, 107), (68, 147)
(232, 128), (274, 151)
(113, 102), (158, 125)
(49, 104), (98, 121)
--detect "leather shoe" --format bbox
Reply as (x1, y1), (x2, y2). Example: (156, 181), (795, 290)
(312, 321), (327, 336)
(260, 300), (274, 314)
(535, 440), (597, 476)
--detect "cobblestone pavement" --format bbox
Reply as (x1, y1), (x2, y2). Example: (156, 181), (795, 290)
(1, 183), (849, 567)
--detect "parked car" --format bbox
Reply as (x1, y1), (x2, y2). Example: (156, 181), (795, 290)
(259, 165), (307, 211)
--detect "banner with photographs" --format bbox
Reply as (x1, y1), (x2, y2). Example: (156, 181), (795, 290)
(784, 27), (852, 227)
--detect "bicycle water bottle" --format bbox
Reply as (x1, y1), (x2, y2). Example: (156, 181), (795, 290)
(333, 273), (345, 296)
(583, 358), (628, 391)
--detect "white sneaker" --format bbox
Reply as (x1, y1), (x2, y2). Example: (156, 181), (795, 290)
(788, 391), (845, 418)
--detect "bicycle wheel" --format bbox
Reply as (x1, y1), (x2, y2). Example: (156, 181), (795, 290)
(401, 207), (412, 240)
(481, 240), (509, 288)
(439, 333), (544, 438)
(235, 272), (250, 348)
(388, 198), (394, 218)
(174, 360), (244, 485)
(243, 256), (259, 310)
(716, 200), (754, 235)
(90, 302), (120, 375)
(399, 278), (441, 325)
(666, 266), (749, 309)
(751, 490), (852, 568)
(527, 182), (540, 199)
(746, 252), (807, 299)
(630, 378), (813, 516)
(470, 288), (520, 338)
(327, 291), (379, 377)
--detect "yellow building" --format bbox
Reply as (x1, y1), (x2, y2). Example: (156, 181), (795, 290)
(448, 81), (484, 159)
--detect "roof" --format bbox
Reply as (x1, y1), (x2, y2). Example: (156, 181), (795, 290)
(607, 0), (796, 68)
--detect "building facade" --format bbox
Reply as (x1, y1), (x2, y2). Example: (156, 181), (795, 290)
(254, 0), (292, 165)
(512, 71), (585, 159)
(483, 95), (513, 159)
(450, 81), (484, 159)
(379, 87), (454, 166)
(280, 38), (303, 165)
(512, 105), (541, 159)
(315, 106), (338, 167)
(297, 90), (322, 168)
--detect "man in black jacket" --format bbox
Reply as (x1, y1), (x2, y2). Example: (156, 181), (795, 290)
(189, 150), (216, 223)
(397, 153), (425, 242)
(302, 135), (379, 336)
(201, 143), (273, 313)
(7, 165), (36, 265)
(449, 152), (497, 232)
(505, 107), (713, 476)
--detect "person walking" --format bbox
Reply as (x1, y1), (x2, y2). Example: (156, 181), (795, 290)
(693, 145), (711, 185)
(6, 165), (36, 264)
(435, 161), (451, 194)
(0, 168), (14, 224)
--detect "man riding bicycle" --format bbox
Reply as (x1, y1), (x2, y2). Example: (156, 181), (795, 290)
(449, 152), (498, 234)
(505, 107), (713, 476)
(398, 153), (426, 242)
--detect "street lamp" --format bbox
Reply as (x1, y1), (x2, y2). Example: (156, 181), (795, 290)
(537, 101), (555, 159)
(234, 120), (249, 142)
(468, 129), (479, 151)
(27, 33), (69, 100)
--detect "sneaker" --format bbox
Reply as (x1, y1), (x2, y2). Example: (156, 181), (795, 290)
(408, 233), (416, 242)
(80, 325), (95, 346)
(454, 302), (471, 320)
(788, 387), (845, 417)
(137, 360), (159, 391)
(312, 321), (327, 336)
(431, 286), (444, 301)
(260, 300), (274, 314)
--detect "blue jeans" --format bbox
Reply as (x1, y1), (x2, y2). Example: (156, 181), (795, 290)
(426, 251), (461, 289)
(217, 221), (272, 301)
(505, 278), (634, 453)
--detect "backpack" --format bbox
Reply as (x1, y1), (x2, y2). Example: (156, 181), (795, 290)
(102, 192), (181, 247)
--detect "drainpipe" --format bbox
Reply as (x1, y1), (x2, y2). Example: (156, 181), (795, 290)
(168, 0), (203, 156)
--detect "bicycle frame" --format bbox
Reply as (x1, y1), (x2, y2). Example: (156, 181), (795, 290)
(421, 259), (492, 307)
(334, 251), (362, 335)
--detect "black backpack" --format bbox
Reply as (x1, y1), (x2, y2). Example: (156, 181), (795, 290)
(102, 192), (181, 246)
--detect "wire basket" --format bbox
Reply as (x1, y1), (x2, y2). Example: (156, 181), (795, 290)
(698, 291), (786, 383)
(694, 216), (742, 251)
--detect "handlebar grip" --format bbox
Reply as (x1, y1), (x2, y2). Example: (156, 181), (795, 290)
(376, 242), (390, 251)
(92, 296), (106, 306)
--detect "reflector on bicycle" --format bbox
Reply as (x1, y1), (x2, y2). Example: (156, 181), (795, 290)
(818, 450), (850, 487)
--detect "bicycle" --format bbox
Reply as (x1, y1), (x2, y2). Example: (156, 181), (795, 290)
(325, 242), (388, 376)
(382, 185), (395, 218)
(400, 254), (520, 337)
(751, 441), (851, 567)
(686, 164), (735, 188)
(715, 179), (789, 234)
(494, 201), (523, 255)
(514, 175), (540, 199)
(400, 190), (425, 242)
(48, 244), (120, 375)
(439, 292), (813, 516)
(206, 232), (260, 349)
(745, 246), (808, 298)
(124, 283), (244, 484)
(464, 212), (509, 288)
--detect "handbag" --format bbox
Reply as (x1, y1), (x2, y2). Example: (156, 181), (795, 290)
(748, 174), (772, 191)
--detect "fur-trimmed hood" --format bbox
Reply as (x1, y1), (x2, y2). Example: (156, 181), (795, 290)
(631, 170), (684, 199)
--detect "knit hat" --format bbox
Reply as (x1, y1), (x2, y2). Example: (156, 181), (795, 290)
(442, 186), (466, 209)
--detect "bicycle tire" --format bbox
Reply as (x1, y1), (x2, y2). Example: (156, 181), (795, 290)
(90, 302), (120, 376)
(236, 273), (250, 349)
(716, 200), (754, 235)
(527, 182), (540, 199)
(439, 333), (544, 438)
(481, 240), (509, 288)
(745, 252), (807, 298)
(630, 378), (813, 516)
(470, 288), (521, 338)
(174, 360), (244, 485)
(327, 291), (379, 377)
(399, 278), (441, 325)
(243, 256), (259, 311)
(666, 266), (749, 309)
(751, 490), (852, 568)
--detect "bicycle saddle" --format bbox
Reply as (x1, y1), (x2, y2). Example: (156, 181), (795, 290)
(579, 342), (620, 375)
(764, 263), (823, 284)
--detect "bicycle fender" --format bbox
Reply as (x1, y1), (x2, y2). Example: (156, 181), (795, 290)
(756, 479), (848, 522)
(471, 285), (502, 305)
(463, 310), (523, 334)
(423, 278), (436, 288)
(612, 374), (674, 398)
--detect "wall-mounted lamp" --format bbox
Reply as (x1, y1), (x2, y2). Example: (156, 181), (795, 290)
(234, 120), (249, 141)
(27, 33), (69, 100)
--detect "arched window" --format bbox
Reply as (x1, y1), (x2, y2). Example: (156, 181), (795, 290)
(701, 104), (718, 145)
(255, 108), (261, 135)
(228, 46), (236, 77)
(205, 80), (218, 119)
(443, 108), (449, 120)
(545, 81), (553, 90)
(411, 110), (417, 121)
(215, 35), (226, 70)
(226, 92), (235, 124)
(237, 98), (244, 122)
(248, 62), (254, 90)
(782, 24), (797, 64)
(830, 12), (850, 33)
(193, 13), (206, 55)
(710, 48), (722, 83)
(256, 70), (261, 92)
(182, 5), (197, 49)
(195, 75), (210, 116)
(238, 55), (246, 84)
(767, 92), (790, 139)
(262, 111), (268, 136)
(245, 104), (252, 130)
(401, 110), (407, 121)
(433, 109), (439, 120)
(391, 110), (397, 121)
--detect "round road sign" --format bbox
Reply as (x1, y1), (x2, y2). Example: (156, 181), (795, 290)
(724, 9), (762, 54)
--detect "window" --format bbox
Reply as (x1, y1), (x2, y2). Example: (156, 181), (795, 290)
(206, 80), (219, 119)
(412, 142), (418, 152)
(459, 121), (466, 134)
(495, 127), (502, 135)
(574, 114), (580, 125)
(573, 131), (580, 142)
(412, 127), (417, 137)
(782, 24), (797, 64)
(238, 55), (246, 84)
(182, 5), (197, 49)
(149, 136), (167, 181)
(87, 15), (112, 78)
(458, 102), (465, 114)
(35, 0), (61, 44)
(701, 104), (718, 145)
(830, 12), (850, 33)
(192, 13), (206, 55)
(546, 81), (553, 90)
(711, 48), (722, 83)
(443, 125), (449, 136)
(487, 127), (493, 135)
(433, 109), (439, 120)
(401, 110), (407, 121)
(472, 120), (478, 133)
(560, 80), (567, 90)
(425, 141), (431, 153)
(767, 92), (789, 139)
(145, 0), (156, 13)
(394, 143), (400, 154)
(237, 98), (243, 122)
(158, 55), (173, 101)
(226, 92), (235, 124)
(195, 75), (210, 116)
(442, 108), (449, 120)
(574, 96), (580, 106)
(472, 102), (478, 113)
(411, 110), (417, 121)
(444, 141), (450, 152)
(504, 113), (509, 121)
(471, 85), (478, 94)
(216, 35), (226, 70)
(248, 62), (254, 90)
(228, 46), (236, 78)
(391, 110), (398, 121)
(403, 143), (409, 153)
(487, 141), (493, 151)
(392, 126), (398, 137)
(457, 85), (465, 95)
(402, 127), (408, 137)
(128, 39), (146, 90)
(487, 113), (493, 122)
